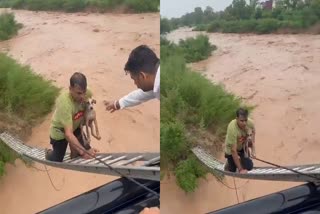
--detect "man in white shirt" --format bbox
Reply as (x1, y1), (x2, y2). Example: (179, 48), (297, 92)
(104, 45), (160, 112)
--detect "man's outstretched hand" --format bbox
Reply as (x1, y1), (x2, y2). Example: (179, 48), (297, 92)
(104, 100), (119, 113)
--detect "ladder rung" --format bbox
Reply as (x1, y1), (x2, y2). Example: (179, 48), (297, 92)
(117, 155), (144, 166)
(299, 167), (316, 172)
(106, 156), (127, 165)
(143, 156), (160, 166)
(65, 157), (82, 163)
(89, 155), (113, 165)
(63, 155), (72, 162)
(81, 154), (105, 164)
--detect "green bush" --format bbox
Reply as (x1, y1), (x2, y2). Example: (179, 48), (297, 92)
(0, 12), (21, 41)
(0, 141), (18, 177)
(221, 21), (241, 33)
(125, 0), (159, 12)
(160, 121), (189, 165)
(0, 53), (60, 122)
(11, 0), (25, 9)
(175, 156), (207, 192)
(255, 18), (279, 34)
(46, 0), (65, 10)
(63, 0), (86, 12)
(192, 24), (207, 31)
(88, 0), (124, 10)
(178, 34), (216, 63)
(238, 19), (257, 32)
(25, 0), (47, 10)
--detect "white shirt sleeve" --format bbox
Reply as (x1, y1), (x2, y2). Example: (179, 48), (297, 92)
(118, 66), (160, 109)
(153, 66), (160, 100)
(118, 89), (155, 109)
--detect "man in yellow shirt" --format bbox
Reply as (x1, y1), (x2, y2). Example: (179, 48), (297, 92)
(46, 72), (98, 162)
(224, 108), (256, 173)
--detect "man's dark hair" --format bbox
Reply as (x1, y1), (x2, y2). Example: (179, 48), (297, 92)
(70, 72), (87, 90)
(124, 45), (159, 75)
(236, 108), (248, 118)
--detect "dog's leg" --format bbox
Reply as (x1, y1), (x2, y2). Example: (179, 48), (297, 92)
(93, 118), (101, 140)
(89, 120), (96, 138)
(86, 120), (91, 144)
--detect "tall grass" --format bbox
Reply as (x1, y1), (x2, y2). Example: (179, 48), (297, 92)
(0, 53), (60, 177)
(0, 12), (22, 41)
(161, 37), (245, 192)
(0, 0), (159, 13)
(0, 141), (18, 177)
(0, 53), (60, 123)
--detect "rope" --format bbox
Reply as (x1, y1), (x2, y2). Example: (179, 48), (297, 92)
(217, 178), (250, 190)
(29, 164), (51, 172)
(44, 164), (63, 191)
(253, 156), (320, 182)
(233, 177), (240, 204)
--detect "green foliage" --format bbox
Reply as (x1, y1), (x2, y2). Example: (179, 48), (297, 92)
(63, 0), (86, 12)
(124, 0), (159, 12)
(178, 35), (216, 62)
(255, 18), (280, 33)
(160, 121), (189, 165)
(1, 0), (160, 13)
(0, 53), (60, 123)
(192, 24), (207, 31)
(161, 37), (243, 192)
(0, 12), (21, 41)
(164, 0), (320, 34)
(161, 18), (172, 34)
(0, 141), (19, 178)
(175, 156), (207, 192)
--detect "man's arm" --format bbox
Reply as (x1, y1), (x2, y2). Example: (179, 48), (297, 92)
(226, 124), (246, 173)
(251, 126), (256, 157)
(231, 143), (245, 172)
(64, 126), (95, 159)
(119, 89), (155, 109)
(105, 89), (155, 112)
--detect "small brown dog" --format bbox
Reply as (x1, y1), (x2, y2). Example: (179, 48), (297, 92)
(81, 98), (101, 146)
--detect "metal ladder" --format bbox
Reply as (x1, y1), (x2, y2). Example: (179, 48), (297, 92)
(192, 146), (320, 183)
(0, 132), (160, 181)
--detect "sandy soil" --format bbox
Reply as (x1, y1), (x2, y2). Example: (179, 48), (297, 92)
(0, 9), (159, 214)
(161, 28), (320, 213)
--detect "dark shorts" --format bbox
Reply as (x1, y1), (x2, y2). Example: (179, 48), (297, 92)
(225, 149), (253, 172)
(46, 128), (91, 162)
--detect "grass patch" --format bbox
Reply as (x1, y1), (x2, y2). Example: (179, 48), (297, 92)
(161, 36), (247, 192)
(0, 12), (22, 41)
(175, 155), (207, 192)
(0, 140), (19, 177)
(0, 53), (60, 123)
(0, 53), (59, 177)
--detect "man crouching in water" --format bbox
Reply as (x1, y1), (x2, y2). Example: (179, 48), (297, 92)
(224, 108), (256, 173)
(46, 72), (98, 162)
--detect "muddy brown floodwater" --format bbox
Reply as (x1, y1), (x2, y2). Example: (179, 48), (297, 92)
(0, 9), (159, 214)
(161, 28), (320, 214)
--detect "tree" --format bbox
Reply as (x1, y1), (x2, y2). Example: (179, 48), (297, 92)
(194, 7), (204, 24)
(160, 18), (171, 34)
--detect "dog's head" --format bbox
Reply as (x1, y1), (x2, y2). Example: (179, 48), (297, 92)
(85, 98), (96, 111)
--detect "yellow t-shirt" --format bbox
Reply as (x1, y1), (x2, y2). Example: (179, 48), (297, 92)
(224, 118), (254, 155)
(49, 90), (92, 140)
